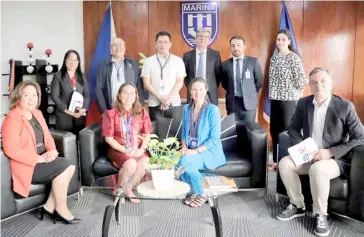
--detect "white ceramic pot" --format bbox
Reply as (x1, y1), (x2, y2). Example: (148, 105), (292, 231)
(151, 169), (174, 191)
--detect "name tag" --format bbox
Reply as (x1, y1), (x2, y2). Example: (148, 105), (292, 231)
(245, 69), (251, 79)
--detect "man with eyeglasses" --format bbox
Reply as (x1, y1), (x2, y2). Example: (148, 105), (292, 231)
(96, 37), (143, 115)
(183, 28), (222, 105)
(142, 31), (186, 121)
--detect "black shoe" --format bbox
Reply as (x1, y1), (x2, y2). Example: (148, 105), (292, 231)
(276, 203), (305, 221)
(53, 211), (81, 224)
(39, 206), (54, 220)
(314, 214), (330, 237)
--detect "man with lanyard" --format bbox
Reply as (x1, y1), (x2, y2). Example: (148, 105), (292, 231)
(142, 31), (186, 121)
(96, 37), (143, 115)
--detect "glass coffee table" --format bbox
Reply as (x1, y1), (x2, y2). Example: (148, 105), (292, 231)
(92, 174), (238, 237)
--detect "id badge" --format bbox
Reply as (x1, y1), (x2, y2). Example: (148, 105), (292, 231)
(189, 138), (198, 149)
(245, 69), (251, 79)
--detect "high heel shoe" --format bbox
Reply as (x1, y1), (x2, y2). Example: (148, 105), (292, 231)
(39, 206), (54, 220)
(53, 211), (81, 224)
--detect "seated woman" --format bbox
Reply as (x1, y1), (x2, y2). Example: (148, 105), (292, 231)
(179, 77), (226, 208)
(2, 80), (80, 224)
(102, 83), (152, 204)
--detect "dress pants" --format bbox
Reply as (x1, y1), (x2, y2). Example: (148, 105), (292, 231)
(270, 100), (297, 163)
(233, 97), (256, 122)
(148, 105), (182, 121)
(279, 156), (340, 215)
(178, 154), (206, 195)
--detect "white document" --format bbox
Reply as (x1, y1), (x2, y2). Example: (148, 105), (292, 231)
(68, 91), (85, 116)
(288, 137), (319, 167)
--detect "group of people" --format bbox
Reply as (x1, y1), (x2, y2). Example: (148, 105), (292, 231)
(2, 27), (363, 237)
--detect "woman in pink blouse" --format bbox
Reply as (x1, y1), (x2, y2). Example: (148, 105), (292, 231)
(102, 83), (152, 203)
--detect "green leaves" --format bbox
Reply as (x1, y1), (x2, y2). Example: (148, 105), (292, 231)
(147, 134), (181, 170)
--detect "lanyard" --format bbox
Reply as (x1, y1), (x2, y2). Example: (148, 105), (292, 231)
(122, 114), (132, 149)
(113, 62), (123, 81)
(156, 54), (170, 80)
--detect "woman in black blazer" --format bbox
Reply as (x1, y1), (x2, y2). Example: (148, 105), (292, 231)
(51, 50), (90, 136)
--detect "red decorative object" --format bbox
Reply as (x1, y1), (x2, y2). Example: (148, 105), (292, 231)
(45, 49), (52, 56)
(71, 76), (77, 90)
(27, 42), (34, 49)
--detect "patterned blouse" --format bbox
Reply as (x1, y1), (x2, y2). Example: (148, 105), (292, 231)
(268, 51), (306, 101)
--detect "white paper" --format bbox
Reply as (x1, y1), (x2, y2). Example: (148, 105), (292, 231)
(288, 137), (319, 167)
(68, 91), (85, 116)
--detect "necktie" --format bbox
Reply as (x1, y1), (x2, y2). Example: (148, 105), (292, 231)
(235, 58), (243, 97)
(196, 52), (205, 79)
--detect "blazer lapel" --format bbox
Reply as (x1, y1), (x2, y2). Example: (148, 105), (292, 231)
(21, 115), (36, 146)
(64, 73), (74, 92)
(206, 49), (212, 82)
(228, 58), (234, 91)
(191, 50), (196, 77)
(242, 57), (248, 80)
(124, 59), (132, 83)
(107, 62), (113, 106)
(322, 97), (335, 138)
(307, 100), (314, 137)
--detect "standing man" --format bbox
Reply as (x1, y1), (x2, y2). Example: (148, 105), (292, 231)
(142, 31), (186, 121)
(221, 36), (263, 122)
(183, 28), (221, 105)
(96, 37), (144, 115)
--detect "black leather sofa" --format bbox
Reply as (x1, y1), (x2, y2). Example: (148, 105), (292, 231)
(276, 131), (364, 222)
(79, 116), (268, 191)
(1, 131), (80, 220)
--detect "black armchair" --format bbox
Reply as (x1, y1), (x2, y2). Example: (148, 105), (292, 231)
(79, 118), (268, 190)
(1, 131), (80, 220)
(276, 131), (364, 222)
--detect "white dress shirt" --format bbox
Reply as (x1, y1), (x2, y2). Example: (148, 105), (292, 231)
(141, 53), (186, 107)
(233, 55), (244, 96)
(111, 57), (125, 104)
(312, 95), (331, 149)
(195, 48), (207, 79)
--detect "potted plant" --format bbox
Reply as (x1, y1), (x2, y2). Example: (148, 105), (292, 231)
(147, 135), (181, 190)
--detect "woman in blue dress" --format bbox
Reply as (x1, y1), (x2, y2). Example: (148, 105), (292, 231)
(179, 77), (226, 208)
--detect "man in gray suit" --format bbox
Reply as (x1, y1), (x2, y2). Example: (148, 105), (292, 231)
(277, 67), (364, 237)
(221, 36), (263, 122)
(183, 28), (221, 105)
(96, 37), (143, 115)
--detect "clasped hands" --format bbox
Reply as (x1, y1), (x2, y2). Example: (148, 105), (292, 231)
(180, 146), (198, 156)
(309, 149), (333, 163)
(38, 150), (59, 163)
(158, 95), (171, 110)
(64, 108), (86, 118)
(123, 148), (145, 158)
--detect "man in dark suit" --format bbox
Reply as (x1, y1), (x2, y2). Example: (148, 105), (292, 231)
(221, 36), (263, 122)
(96, 37), (143, 115)
(183, 28), (221, 105)
(277, 67), (364, 237)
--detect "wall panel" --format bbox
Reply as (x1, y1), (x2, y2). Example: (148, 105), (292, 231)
(353, 2), (364, 122)
(83, 1), (364, 126)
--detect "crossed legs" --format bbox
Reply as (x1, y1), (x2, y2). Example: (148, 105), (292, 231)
(117, 157), (149, 204)
(43, 165), (76, 219)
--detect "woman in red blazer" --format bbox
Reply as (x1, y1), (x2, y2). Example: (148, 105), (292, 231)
(102, 83), (152, 203)
(2, 80), (80, 224)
